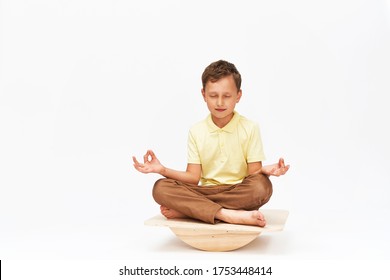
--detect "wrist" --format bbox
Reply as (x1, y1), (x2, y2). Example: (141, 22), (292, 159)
(159, 166), (167, 176)
(260, 167), (270, 177)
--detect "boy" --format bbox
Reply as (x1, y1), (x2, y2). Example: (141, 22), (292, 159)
(133, 60), (289, 227)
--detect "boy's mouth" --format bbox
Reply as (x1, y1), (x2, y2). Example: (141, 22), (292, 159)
(215, 109), (226, 112)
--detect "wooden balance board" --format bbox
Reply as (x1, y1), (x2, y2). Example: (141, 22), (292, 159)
(145, 209), (289, 252)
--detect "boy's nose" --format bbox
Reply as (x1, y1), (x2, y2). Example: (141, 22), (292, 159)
(217, 97), (223, 106)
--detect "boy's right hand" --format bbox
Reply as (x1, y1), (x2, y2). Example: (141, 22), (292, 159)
(132, 150), (164, 174)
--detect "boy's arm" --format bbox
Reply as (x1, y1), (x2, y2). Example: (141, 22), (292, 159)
(160, 163), (201, 185)
(248, 158), (290, 177)
(247, 161), (263, 175)
(133, 150), (201, 185)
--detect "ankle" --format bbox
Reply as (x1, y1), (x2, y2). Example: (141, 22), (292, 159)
(215, 208), (230, 222)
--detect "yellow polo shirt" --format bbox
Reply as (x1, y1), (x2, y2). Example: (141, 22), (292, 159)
(187, 112), (265, 186)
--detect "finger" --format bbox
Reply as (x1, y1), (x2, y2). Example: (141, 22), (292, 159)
(279, 165), (290, 175)
(279, 158), (285, 168)
(273, 167), (284, 177)
(149, 150), (156, 159)
(132, 156), (141, 165)
(133, 163), (143, 172)
(133, 163), (141, 170)
(134, 158), (146, 168)
(134, 162), (145, 170)
(143, 152), (150, 164)
(134, 165), (148, 174)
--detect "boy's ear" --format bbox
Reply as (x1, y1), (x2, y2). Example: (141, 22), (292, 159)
(201, 88), (206, 101)
(236, 90), (242, 103)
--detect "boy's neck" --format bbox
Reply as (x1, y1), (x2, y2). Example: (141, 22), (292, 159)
(211, 112), (235, 128)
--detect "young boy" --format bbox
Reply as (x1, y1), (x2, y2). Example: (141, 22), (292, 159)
(133, 60), (289, 227)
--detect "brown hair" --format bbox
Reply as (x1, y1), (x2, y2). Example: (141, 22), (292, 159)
(201, 60), (242, 91)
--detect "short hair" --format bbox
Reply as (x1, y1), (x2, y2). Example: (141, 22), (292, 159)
(201, 60), (242, 91)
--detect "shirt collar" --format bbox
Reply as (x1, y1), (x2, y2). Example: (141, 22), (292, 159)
(206, 111), (240, 133)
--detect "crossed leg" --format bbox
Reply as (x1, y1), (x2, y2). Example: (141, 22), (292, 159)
(160, 205), (266, 227)
(154, 173), (272, 227)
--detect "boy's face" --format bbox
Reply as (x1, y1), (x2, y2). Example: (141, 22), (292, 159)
(201, 74), (242, 128)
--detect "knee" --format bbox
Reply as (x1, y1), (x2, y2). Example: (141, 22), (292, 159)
(251, 174), (273, 206)
(152, 178), (173, 204)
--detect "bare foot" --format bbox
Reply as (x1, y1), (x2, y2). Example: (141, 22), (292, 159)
(160, 205), (188, 219)
(215, 208), (266, 227)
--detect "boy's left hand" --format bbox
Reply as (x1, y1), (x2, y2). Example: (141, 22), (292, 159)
(262, 158), (290, 177)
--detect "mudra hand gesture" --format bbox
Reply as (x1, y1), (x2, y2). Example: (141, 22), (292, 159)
(133, 150), (164, 174)
(261, 158), (290, 177)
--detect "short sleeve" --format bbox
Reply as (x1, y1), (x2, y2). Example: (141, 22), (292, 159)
(246, 123), (266, 163)
(187, 130), (201, 164)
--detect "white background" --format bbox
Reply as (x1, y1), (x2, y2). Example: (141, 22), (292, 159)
(1, 0), (390, 272)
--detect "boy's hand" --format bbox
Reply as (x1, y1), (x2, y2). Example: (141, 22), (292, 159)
(262, 158), (290, 177)
(132, 150), (164, 174)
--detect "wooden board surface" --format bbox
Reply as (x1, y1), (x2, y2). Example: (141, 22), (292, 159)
(145, 209), (289, 233)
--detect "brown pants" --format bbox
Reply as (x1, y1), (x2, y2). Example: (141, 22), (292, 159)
(152, 173), (273, 224)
